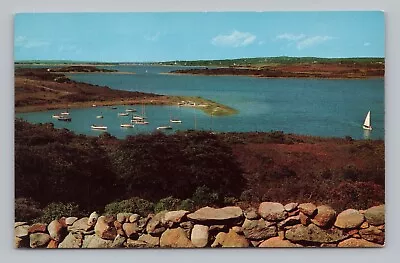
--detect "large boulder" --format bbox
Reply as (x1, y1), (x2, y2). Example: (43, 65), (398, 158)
(242, 218), (277, 240)
(211, 229), (249, 248)
(138, 234), (160, 247)
(258, 202), (287, 221)
(82, 234), (113, 248)
(15, 225), (30, 238)
(94, 216), (117, 240)
(364, 205), (385, 226)
(65, 217), (78, 226)
(284, 203), (299, 212)
(29, 233), (51, 248)
(28, 223), (47, 234)
(334, 209), (365, 229)
(122, 222), (141, 238)
(191, 225), (209, 247)
(259, 237), (302, 248)
(117, 213), (133, 223)
(160, 227), (194, 248)
(187, 206), (243, 224)
(68, 217), (92, 233)
(298, 203), (317, 217)
(338, 238), (382, 247)
(88, 212), (99, 226)
(48, 220), (64, 241)
(163, 210), (189, 225)
(277, 215), (301, 229)
(311, 205), (336, 227)
(146, 211), (167, 235)
(285, 224), (348, 243)
(244, 208), (260, 220)
(359, 226), (385, 245)
(58, 232), (83, 248)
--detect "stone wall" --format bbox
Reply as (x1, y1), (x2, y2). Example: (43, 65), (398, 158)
(14, 202), (385, 248)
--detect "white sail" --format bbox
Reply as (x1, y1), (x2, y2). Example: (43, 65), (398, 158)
(363, 111), (371, 127)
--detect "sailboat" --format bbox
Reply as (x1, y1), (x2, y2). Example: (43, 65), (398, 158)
(362, 111), (372, 130)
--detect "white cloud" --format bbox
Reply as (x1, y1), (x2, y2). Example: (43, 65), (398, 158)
(275, 33), (306, 41)
(275, 33), (335, 50)
(212, 30), (256, 47)
(144, 32), (161, 42)
(15, 36), (50, 48)
(364, 42), (371, 46)
(296, 36), (334, 50)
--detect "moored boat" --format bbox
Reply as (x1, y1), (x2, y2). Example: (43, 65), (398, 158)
(170, 119), (182, 123)
(125, 108), (137, 112)
(91, 125), (107, 130)
(57, 116), (72, 122)
(118, 112), (129, 116)
(362, 111), (373, 130)
(96, 115), (104, 119)
(120, 123), (134, 128)
(156, 126), (172, 130)
(52, 114), (61, 119)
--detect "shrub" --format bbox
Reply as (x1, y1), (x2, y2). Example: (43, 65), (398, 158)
(154, 197), (181, 213)
(177, 199), (195, 211)
(104, 197), (154, 216)
(15, 197), (42, 222)
(192, 186), (220, 207)
(37, 202), (81, 223)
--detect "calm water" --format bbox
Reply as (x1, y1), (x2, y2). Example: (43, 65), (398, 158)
(17, 65), (384, 139)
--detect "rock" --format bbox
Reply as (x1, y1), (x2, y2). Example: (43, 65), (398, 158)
(29, 233), (51, 248)
(123, 222), (141, 238)
(65, 217), (78, 226)
(94, 216), (117, 240)
(15, 236), (28, 248)
(299, 212), (311, 225)
(359, 226), (385, 244)
(360, 221), (369, 229)
(338, 238), (382, 247)
(138, 234), (160, 247)
(244, 208), (260, 220)
(346, 229), (359, 236)
(312, 205), (336, 227)
(364, 205), (385, 226)
(68, 217), (92, 233)
(288, 210), (300, 217)
(82, 234), (113, 248)
(298, 203), (317, 216)
(320, 243), (337, 248)
(114, 220), (125, 236)
(138, 215), (152, 228)
(163, 210), (189, 224)
(58, 232), (83, 248)
(250, 240), (263, 247)
(146, 211), (167, 235)
(191, 225), (209, 247)
(285, 224), (348, 243)
(187, 206), (243, 224)
(334, 209), (365, 229)
(242, 218), (277, 240)
(277, 215), (301, 229)
(180, 221), (194, 238)
(126, 239), (152, 248)
(111, 235), (126, 248)
(47, 240), (58, 248)
(232, 226), (243, 234)
(15, 225), (30, 237)
(117, 213), (133, 223)
(284, 202), (299, 212)
(15, 222), (28, 228)
(259, 237), (302, 248)
(129, 214), (141, 223)
(160, 227), (194, 248)
(211, 229), (249, 248)
(258, 202), (287, 221)
(48, 220), (64, 241)
(28, 223), (48, 234)
(209, 224), (227, 232)
(88, 211), (99, 226)
(59, 217), (68, 228)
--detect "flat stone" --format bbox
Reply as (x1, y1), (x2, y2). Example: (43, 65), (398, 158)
(284, 203), (299, 212)
(117, 213), (133, 223)
(298, 203), (317, 217)
(364, 205), (385, 226)
(335, 209), (365, 229)
(111, 235), (126, 248)
(123, 222), (141, 238)
(65, 217), (78, 226)
(138, 234), (160, 247)
(211, 229), (249, 248)
(163, 210), (189, 225)
(244, 208), (260, 220)
(277, 215), (301, 229)
(242, 218), (277, 240)
(359, 226), (385, 244)
(338, 238), (382, 247)
(94, 215), (117, 240)
(209, 224), (227, 232)
(191, 225), (209, 247)
(126, 239), (152, 248)
(15, 225), (30, 238)
(82, 234), (113, 248)
(285, 224), (348, 243)
(312, 205), (336, 227)
(68, 217), (92, 233)
(29, 233), (51, 248)
(129, 214), (141, 223)
(48, 220), (65, 241)
(28, 223), (48, 234)
(187, 206), (243, 223)
(258, 202), (287, 221)
(14, 222), (28, 228)
(58, 232), (83, 248)
(259, 237), (302, 248)
(160, 227), (194, 248)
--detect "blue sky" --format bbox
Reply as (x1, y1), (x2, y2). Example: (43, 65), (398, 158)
(14, 12), (384, 62)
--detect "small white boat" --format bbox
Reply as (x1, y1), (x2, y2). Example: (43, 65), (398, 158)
(362, 111), (373, 130)
(170, 119), (182, 123)
(157, 126), (173, 130)
(133, 120), (149, 125)
(57, 116), (72, 122)
(96, 115), (104, 119)
(125, 108), (137, 112)
(92, 104), (97, 107)
(52, 114), (61, 119)
(60, 112), (70, 115)
(120, 124), (134, 128)
(110, 106), (117, 109)
(132, 116), (144, 120)
(91, 125), (107, 130)
(118, 112), (129, 116)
